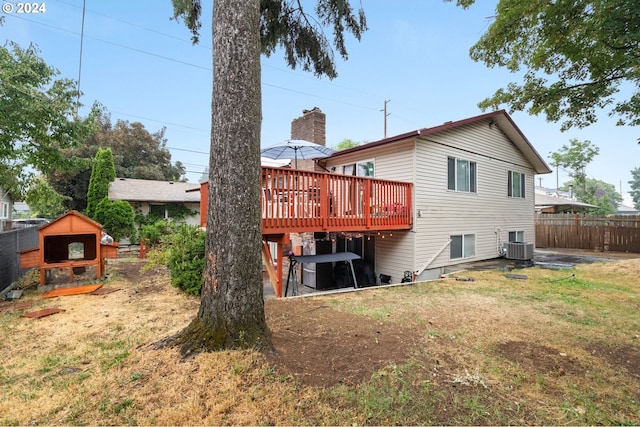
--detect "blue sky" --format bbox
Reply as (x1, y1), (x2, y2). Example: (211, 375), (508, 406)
(2, 0), (635, 197)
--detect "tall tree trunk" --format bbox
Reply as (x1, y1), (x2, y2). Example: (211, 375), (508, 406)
(161, 0), (271, 356)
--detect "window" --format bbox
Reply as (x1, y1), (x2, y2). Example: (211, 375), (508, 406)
(149, 204), (167, 219)
(508, 231), (524, 243)
(447, 157), (476, 192)
(357, 161), (374, 177)
(450, 234), (475, 259)
(0, 203), (8, 219)
(508, 171), (525, 198)
(343, 160), (375, 177)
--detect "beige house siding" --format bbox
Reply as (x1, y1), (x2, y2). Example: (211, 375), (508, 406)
(326, 139), (415, 182)
(326, 117), (542, 283)
(130, 201), (200, 227)
(321, 112), (549, 285)
(374, 230), (415, 284)
(326, 140), (417, 283)
(413, 120), (536, 278)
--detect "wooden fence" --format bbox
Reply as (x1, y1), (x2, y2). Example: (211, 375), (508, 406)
(535, 213), (640, 253)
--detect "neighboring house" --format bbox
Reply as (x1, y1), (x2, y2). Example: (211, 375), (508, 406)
(535, 186), (598, 213)
(0, 187), (13, 232)
(322, 109), (552, 281)
(615, 204), (640, 216)
(108, 178), (201, 226)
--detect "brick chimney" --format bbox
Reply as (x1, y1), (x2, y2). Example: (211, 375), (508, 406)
(291, 107), (326, 146)
(290, 107), (326, 171)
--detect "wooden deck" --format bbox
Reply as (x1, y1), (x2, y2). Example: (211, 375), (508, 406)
(199, 166), (413, 235)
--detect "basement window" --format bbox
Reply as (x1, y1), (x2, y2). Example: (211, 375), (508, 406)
(450, 234), (475, 259)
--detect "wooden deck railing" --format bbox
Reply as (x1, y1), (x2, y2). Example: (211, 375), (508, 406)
(199, 166), (413, 234)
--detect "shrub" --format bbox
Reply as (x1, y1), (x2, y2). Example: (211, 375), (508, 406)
(139, 220), (175, 248)
(94, 199), (134, 241)
(165, 224), (205, 295)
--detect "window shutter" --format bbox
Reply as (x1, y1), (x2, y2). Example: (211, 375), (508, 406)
(447, 157), (455, 190)
(470, 162), (477, 193)
(507, 171), (512, 197)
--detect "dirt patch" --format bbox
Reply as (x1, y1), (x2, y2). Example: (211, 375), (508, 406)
(493, 340), (585, 377)
(265, 297), (418, 387)
(586, 342), (640, 379)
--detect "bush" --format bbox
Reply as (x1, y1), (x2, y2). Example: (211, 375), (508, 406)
(165, 224), (205, 295)
(94, 199), (134, 241)
(139, 219), (175, 248)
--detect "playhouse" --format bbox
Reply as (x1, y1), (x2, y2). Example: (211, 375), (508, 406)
(19, 210), (118, 285)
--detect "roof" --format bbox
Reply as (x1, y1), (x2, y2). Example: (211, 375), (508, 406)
(40, 210), (103, 231)
(534, 192), (597, 212)
(109, 178), (201, 203)
(329, 110), (552, 175)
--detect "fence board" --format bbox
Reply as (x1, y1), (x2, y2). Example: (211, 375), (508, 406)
(535, 213), (640, 253)
(0, 227), (39, 291)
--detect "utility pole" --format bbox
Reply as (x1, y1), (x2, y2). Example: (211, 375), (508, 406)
(382, 99), (391, 138)
(76, 0), (87, 118)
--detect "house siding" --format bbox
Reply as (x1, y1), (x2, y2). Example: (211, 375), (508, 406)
(319, 113), (548, 286)
(413, 120), (536, 278)
(326, 140), (417, 283)
(0, 187), (13, 232)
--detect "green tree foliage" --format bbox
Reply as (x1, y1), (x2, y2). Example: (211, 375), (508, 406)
(86, 148), (116, 219)
(93, 198), (134, 241)
(140, 221), (205, 295)
(172, 0), (367, 79)
(549, 139), (600, 191)
(139, 219), (175, 248)
(166, 224), (206, 295)
(452, 0), (640, 131)
(335, 138), (360, 151)
(629, 167), (640, 210)
(160, 0), (367, 354)
(561, 178), (622, 214)
(24, 175), (70, 218)
(0, 41), (97, 198)
(48, 111), (186, 212)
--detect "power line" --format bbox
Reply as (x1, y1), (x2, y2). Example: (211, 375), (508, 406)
(7, 7), (426, 142)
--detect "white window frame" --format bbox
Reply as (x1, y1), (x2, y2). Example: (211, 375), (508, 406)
(508, 171), (526, 198)
(343, 160), (375, 177)
(450, 234), (476, 259)
(356, 160), (375, 177)
(447, 157), (477, 193)
(0, 202), (8, 219)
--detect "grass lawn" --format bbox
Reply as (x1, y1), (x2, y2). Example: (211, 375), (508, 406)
(0, 255), (639, 425)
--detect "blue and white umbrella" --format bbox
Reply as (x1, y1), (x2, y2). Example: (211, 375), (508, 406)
(260, 139), (335, 169)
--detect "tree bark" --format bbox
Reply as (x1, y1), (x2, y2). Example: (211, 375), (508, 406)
(162, 0), (272, 356)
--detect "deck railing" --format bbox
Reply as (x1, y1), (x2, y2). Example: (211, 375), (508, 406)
(199, 166), (413, 234)
(261, 167), (412, 234)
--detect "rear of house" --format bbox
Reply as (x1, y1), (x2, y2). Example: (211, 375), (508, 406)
(324, 110), (552, 282)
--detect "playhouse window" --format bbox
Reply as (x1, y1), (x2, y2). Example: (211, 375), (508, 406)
(68, 242), (85, 259)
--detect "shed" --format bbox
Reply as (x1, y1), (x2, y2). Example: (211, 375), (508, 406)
(19, 210), (118, 285)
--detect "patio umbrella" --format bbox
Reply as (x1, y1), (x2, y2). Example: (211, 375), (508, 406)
(260, 139), (335, 169)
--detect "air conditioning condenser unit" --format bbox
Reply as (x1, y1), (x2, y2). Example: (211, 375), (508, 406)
(503, 242), (534, 261)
